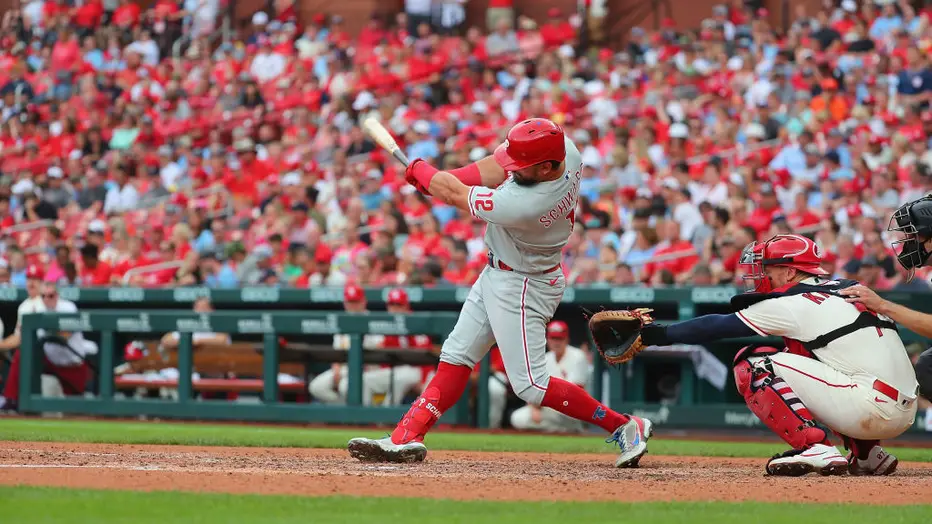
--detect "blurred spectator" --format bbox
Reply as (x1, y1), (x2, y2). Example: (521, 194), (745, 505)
(405, 0), (432, 36)
(486, 0), (514, 32)
(0, 280), (96, 412)
(78, 243), (112, 286)
(486, 18), (519, 58)
(0, 2), (930, 290)
(7, 249), (28, 288)
(159, 297), (231, 350)
(103, 168), (138, 215)
(215, 242), (246, 288)
(540, 7), (574, 49)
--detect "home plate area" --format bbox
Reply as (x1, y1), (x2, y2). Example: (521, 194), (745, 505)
(1, 442), (931, 504)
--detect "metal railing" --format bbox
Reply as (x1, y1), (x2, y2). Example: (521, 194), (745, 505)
(1, 219), (55, 236)
(683, 138), (785, 169)
(122, 260), (186, 285)
(136, 185), (233, 219)
(621, 247), (701, 269)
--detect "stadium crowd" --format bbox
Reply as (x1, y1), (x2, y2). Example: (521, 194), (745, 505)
(1, 0), (932, 292)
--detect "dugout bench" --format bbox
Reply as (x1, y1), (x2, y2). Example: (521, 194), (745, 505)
(114, 341), (440, 403)
(18, 311), (480, 425)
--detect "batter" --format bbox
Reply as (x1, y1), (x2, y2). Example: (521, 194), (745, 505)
(347, 118), (653, 466)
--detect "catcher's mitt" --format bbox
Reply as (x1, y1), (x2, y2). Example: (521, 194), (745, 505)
(587, 308), (655, 365)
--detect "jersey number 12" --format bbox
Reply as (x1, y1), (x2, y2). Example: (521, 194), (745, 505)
(474, 192), (494, 212)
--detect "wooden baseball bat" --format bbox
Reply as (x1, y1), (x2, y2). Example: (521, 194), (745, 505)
(362, 117), (410, 167)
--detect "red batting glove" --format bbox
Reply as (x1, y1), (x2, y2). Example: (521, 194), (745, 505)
(405, 159), (437, 196)
(405, 171), (431, 195)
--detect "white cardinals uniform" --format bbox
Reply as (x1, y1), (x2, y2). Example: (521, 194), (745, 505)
(736, 277), (918, 439)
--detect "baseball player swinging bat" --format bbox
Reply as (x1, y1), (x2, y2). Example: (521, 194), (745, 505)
(348, 118), (654, 468)
(362, 117), (409, 167)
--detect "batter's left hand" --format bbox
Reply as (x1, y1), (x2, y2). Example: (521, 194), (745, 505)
(839, 285), (885, 310)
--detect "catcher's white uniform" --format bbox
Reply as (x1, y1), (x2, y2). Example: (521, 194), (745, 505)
(736, 281), (918, 439)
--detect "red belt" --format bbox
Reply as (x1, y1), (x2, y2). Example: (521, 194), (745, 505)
(873, 379), (912, 405)
(488, 254), (561, 275)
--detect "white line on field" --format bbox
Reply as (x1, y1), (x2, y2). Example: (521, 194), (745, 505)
(0, 464), (165, 470)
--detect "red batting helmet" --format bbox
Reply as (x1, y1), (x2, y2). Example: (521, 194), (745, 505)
(493, 118), (566, 171)
(740, 234), (829, 293)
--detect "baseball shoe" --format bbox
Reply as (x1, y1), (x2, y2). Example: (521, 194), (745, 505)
(608, 416), (653, 468)
(848, 445), (898, 476)
(347, 436), (428, 463)
(766, 443), (848, 476)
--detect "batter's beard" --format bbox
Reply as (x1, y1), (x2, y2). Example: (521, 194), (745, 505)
(512, 174), (537, 186)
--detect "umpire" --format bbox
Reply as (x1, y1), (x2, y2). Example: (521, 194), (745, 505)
(841, 195), (932, 399)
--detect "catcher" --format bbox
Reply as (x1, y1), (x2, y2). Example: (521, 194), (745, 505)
(590, 234), (918, 476)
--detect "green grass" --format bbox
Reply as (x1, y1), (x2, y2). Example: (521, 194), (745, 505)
(3, 418), (932, 461)
(0, 486), (927, 524)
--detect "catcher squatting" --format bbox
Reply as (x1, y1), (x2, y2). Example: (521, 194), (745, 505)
(346, 118), (918, 476)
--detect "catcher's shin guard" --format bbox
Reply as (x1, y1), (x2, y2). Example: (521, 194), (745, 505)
(734, 350), (830, 449)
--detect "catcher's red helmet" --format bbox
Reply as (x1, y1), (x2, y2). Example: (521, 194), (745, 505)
(493, 118), (566, 171)
(740, 234), (829, 293)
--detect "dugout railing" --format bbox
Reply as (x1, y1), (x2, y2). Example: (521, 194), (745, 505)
(17, 311), (487, 425)
(14, 301), (932, 432)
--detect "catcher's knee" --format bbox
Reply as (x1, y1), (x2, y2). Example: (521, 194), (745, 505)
(915, 348), (932, 399)
(513, 377), (549, 405)
(733, 346), (780, 397)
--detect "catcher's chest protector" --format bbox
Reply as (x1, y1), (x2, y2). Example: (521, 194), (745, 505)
(730, 279), (896, 357)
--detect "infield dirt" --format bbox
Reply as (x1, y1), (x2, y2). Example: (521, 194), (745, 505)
(1, 442), (931, 504)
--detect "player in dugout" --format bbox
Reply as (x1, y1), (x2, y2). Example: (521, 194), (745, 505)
(841, 195), (932, 403)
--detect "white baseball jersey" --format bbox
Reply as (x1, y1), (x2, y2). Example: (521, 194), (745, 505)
(735, 278), (918, 395)
(37, 299), (91, 367)
(467, 136), (583, 273)
(546, 345), (589, 388)
(15, 296), (44, 333)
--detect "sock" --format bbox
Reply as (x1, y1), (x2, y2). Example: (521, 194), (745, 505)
(390, 362), (471, 444)
(541, 377), (630, 433)
(851, 439), (879, 460)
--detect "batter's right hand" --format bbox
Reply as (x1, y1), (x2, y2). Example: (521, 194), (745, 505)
(405, 159), (433, 196)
